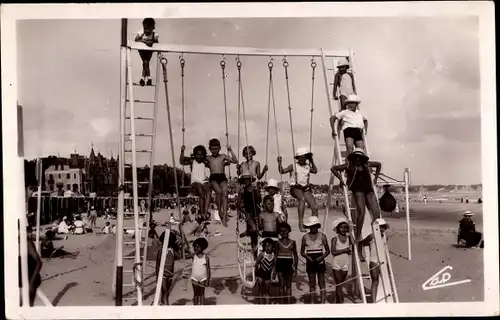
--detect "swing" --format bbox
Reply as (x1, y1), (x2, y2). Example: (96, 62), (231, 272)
(178, 55), (191, 192)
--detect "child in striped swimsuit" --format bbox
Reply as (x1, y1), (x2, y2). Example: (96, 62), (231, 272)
(301, 216), (330, 304)
(255, 238), (276, 304)
(180, 145), (211, 219)
(276, 222), (298, 304)
(191, 237), (211, 305)
(331, 219), (352, 304)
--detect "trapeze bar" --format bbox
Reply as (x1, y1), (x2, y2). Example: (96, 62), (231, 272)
(128, 42), (350, 58)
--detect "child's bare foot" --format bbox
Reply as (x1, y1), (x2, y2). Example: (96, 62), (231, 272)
(299, 225), (307, 233)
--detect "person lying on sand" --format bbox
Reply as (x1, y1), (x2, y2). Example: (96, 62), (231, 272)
(41, 230), (79, 259)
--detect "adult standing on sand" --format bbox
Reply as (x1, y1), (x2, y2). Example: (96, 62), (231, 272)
(89, 206), (98, 229)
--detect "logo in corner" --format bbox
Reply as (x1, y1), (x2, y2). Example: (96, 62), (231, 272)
(422, 266), (471, 291)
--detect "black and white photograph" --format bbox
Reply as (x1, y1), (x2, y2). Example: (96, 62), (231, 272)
(2, 2), (498, 319)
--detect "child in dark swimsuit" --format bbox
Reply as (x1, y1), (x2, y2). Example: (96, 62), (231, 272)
(276, 222), (298, 304)
(259, 195), (283, 239)
(255, 238), (276, 304)
(207, 138), (238, 227)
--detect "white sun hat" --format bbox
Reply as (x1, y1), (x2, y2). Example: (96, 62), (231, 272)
(345, 94), (361, 104)
(295, 147), (312, 158)
(337, 58), (350, 68)
(464, 211), (474, 216)
(332, 218), (349, 232)
(303, 216), (321, 227)
(265, 178), (280, 190)
(375, 218), (388, 226)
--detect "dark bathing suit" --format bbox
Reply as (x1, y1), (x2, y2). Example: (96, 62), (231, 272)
(210, 173), (227, 184)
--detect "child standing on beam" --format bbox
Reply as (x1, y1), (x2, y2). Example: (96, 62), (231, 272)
(135, 18), (159, 86)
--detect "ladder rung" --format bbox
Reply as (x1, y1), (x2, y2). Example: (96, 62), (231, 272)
(125, 116), (155, 120)
(124, 181), (150, 184)
(131, 82), (156, 87)
(124, 149), (153, 153)
(124, 256), (135, 259)
(127, 99), (155, 104)
(124, 269), (135, 273)
(123, 283), (135, 287)
(125, 133), (154, 137)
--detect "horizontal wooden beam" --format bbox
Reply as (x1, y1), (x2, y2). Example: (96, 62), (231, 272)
(128, 42), (349, 58)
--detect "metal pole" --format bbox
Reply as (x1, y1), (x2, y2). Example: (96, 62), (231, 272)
(35, 158), (43, 252)
(153, 227), (171, 305)
(114, 17), (127, 306)
(404, 168), (411, 260)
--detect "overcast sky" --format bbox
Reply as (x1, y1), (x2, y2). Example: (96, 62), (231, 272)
(17, 17), (481, 185)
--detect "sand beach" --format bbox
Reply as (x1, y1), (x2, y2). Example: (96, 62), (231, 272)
(33, 197), (484, 306)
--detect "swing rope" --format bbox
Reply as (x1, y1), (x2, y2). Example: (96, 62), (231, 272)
(265, 59), (272, 183)
(309, 57), (317, 153)
(180, 54), (186, 187)
(282, 57), (298, 184)
(269, 60), (283, 183)
(220, 55), (232, 179)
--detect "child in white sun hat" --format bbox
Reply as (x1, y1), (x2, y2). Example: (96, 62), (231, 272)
(300, 216), (330, 304)
(264, 178), (288, 222)
(332, 58), (356, 110)
(330, 218), (353, 303)
(278, 147), (318, 232)
(330, 94), (367, 158)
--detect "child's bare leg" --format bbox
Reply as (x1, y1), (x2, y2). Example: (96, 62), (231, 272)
(291, 188), (306, 231)
(278, 272), (285, 304)
(355, 139), (365, 151)
(210, 180), (222, 216)
(369, 262), (380, 303)
(202, 183), (212, 217)
(333, 270), (347, 303)
(318, 272), (326, 304)
(307, 272), (317, 304)
(304, 191), (318, 217)
(354, 192), (367, 261)
(345, 137), (355, 155)
(200, 281), (206, 305)
(366, 192), (381, 220)
(192, 282), (199, 305)
(220, 182), (229, 226)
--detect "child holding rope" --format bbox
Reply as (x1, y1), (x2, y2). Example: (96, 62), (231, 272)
(331, 219), (353, 304)
(278, 147), (319, 232)
(330, 94), (367, 157)
(207, 138), (238, 227)
(190, 237), (211, 305)
(276, 222), (298, 304)
(155, 230), (178, 305)
(134, 18), (159, 86)
(301, 216), (330, 304)
(180, 145), (211, 220)
(237, 145), (268, 183)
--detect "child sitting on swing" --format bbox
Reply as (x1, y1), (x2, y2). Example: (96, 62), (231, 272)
(278, 147), (319, 232)
(134, 18), (159, 86)
(180, 145), (211, 220)
(330, 94), (367, 157)
(237, 145), (268, 184)
(207, 138), (238, 227)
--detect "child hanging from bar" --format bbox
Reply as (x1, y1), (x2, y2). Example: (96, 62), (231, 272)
(155, 230), (178, 305)
(207, 138), (238, 227)
(180, 145), (212, 220)
(330, 94), (367, 157)
(237, 145), (268, 184)
(332, 58), (356, 110)
(135, 18), (159, 86)
(278, 147), (319, 232)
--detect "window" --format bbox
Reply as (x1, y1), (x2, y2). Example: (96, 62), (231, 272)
(74, 173), (77, 179)
(58, 174), (61, 179)
(66, 173), (70, 179)
(49, 185), (54, 191)
(67, 184), (71, 191)
(49, 174), (54, 180)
